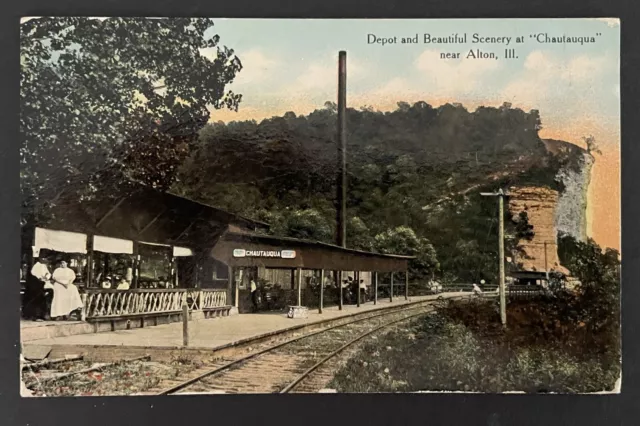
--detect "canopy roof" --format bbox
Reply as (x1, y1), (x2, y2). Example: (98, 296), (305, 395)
(211, 230), (413, 273)
(28, 185), (268, 247)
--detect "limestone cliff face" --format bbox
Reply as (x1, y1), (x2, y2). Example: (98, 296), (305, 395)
(508, 186), (569, 274)
(507, 140), (592, 275)
(555, 151), (594, 241)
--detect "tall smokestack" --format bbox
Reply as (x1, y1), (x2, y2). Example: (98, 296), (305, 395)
(336, 51), (347, 248)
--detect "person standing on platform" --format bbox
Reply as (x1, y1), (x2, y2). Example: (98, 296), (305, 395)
(24, 256), (51, 321)
(250, 274), (259, 312)
(472, 283), (483, 296)
(50, 260), (83, 320)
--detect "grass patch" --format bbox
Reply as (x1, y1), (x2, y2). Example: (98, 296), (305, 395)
(24, 356), (203, 397)
(330, 299), (620, 393)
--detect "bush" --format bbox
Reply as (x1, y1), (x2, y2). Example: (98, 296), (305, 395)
(330, 306), (620, 393)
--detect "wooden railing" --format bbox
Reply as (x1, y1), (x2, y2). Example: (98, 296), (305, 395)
(83, 288), (228, 320)
(507, 285), (545, 299)
(201, 289), (227, 309)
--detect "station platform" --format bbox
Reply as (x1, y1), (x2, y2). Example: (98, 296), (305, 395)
(22, 293), (468, 360)
(21, 319), (93, 342)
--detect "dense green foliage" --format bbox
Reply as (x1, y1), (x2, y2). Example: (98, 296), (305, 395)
(331, 235), (620, 393)
(175, 101), (563, 281)
(558, 234), (621, 339)
(330, 309), (619, 393)
(20, 17), (242, 225)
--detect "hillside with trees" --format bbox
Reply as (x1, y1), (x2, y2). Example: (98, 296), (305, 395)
(173, 101), (579, 283)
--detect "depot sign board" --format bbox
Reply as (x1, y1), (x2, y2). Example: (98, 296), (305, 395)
(233, 248), (296, 259)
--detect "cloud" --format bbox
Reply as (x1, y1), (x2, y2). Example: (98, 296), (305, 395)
(414, 49), (500, 95)
(371, 77), (413, 97)
(234, 49), (279, 85)
(590, 18), (620, 28)
(500, 50), (612, 110)
(293, 53), (368, 92)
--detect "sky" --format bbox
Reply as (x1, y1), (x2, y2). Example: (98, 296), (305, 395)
(204, 18), (621, 251)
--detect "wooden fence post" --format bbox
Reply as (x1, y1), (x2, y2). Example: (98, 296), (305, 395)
(182, 302), (189, 347)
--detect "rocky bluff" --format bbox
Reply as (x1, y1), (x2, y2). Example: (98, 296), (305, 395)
(509, 139), (594, 275)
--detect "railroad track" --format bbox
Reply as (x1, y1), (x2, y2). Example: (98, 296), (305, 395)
(154, 303), (440, 395)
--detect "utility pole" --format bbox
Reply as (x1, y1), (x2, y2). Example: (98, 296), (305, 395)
(336, 51), (347, 311)
(480, 188), (507, 326)
(336, 51), (347, 249)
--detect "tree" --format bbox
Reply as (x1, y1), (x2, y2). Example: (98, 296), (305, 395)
(263, 208), (334, 243)
(512, 211), (535, 240)
(583, 135), (602, 156)
(347, 217), (375, 251)
(375, 226), (439, 280)
(20, 17), (243, 225)
(557, 233), (620, 335)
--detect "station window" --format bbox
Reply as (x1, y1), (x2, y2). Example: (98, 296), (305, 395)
(214, 259), (229, 279)
(93, 252), (135, 289)
(92, 236), (135, 289)
(138, 243), (173, 289)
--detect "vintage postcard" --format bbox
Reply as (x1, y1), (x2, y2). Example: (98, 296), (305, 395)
(19, 17), (620, 396)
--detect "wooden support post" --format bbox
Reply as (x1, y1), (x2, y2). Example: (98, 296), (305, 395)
(319, 270), (324, 314)
(132, 241), (139, 289)
(182, 302), (189, 347)
(374, 272), (378, 305)
(80, 294), (87, 321)
(227, 266), (233, 307)
(337, 270), (343, 310)
(86, 235), (94, 288)
(390, 272), (394, 303)
(405, 269), (409, 301)
(234, 268), (239, 308)
(356, 271), (361, 307)
(297, 267), (302, 306)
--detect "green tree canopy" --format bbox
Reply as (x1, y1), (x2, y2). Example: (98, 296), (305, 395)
(375, 226), (440, 279)
(20, 17), (243, 225)
(558, 233), (620, 334)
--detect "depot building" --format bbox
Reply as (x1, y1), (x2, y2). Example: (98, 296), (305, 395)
(21, 185), (412, 321)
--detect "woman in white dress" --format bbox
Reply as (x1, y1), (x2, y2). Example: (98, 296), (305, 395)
(50, 260), (83, 320)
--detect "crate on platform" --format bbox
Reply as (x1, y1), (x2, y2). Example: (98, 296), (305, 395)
(287, 305), (309, 319)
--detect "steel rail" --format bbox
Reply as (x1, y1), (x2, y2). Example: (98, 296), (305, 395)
(160, 298), (464, 395)
(279, 308), (436, 393)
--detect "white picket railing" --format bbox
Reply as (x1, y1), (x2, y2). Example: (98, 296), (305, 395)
(83, 288), (228, 320)
(201, 289), (227, 309)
